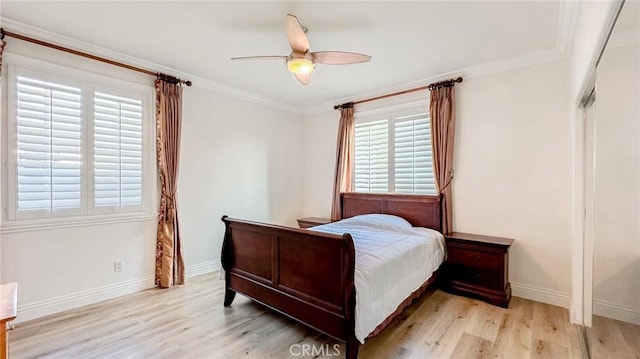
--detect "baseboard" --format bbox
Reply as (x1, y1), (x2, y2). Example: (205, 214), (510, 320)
(15, 276), (155, 324)
(593, 299), (640, 325)
(185, 259), (221, 278)
(14, 259), (222, 324)
(511, 282), (569, 308)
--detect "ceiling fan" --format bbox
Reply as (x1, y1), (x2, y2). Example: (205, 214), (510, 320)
(231, 14), (371, 86)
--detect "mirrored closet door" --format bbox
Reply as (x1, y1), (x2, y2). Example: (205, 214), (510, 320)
(586, 0), (639, 356)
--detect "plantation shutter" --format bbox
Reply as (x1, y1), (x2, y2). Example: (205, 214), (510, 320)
(16, 76), (82, 212)
(394, 112), (436, 194)
(94, 92), (143, 207)
(354, 119), (388, 193)
(353, 105), (436, 195)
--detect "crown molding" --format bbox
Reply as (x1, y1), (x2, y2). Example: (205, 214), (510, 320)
(2, 0), (580, 118)
(304, 2), (580, 116)
(304, 47), (563, 115)
(0, 17), (305, 116)
(557, 0), (580, 57)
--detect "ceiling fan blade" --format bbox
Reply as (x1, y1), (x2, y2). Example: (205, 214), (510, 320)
(311, 51), (371, 65)
(295, 72), (312, 86)
(286, 14), (310, 54)
(230, 56), (288, 61)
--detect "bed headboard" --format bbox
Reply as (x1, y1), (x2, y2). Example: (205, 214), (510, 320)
(341, 192), (442, 232)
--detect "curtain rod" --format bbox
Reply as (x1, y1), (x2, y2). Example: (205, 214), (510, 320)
(0, 28), (192, 86)
(333, 77), (462, 110)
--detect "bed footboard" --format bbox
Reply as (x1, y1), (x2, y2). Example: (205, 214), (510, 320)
(221, 216), (359, 358)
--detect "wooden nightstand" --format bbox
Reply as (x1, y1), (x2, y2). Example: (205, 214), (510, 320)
(297, 217), (332, 229)
(443, 232), (514, 308)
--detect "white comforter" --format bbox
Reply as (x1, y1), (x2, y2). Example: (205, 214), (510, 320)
(310, 214), (445, 343)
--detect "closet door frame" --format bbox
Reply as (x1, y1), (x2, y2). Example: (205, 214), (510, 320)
(574, 0), (626, 327)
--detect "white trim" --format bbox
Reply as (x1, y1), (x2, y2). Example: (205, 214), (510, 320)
(192, 76), (305, 116)
(582, 102), (597, 328)
(511, 282), (569, 308)
(305, 2), (581, 115)
(354, 99), (429, 119)
(305, 48), (564, 115)
(557, 0), (580, 57)
(353, 104), (436, 195)
(0, 17), (305, 116)
(593, 299), (640, 325)
(14, 276), (155, 324)
(574, 1), (622, 106)
(2, 57), (156, 225)
(1, 3), (581, 118)
(571, 108), (586, 325)
(571, 1), (624, 328)
(0, 213), (157, 234)
(6, 65), (86, 220)
(185, 259), (221, 278)
(12, 259), (222, 324)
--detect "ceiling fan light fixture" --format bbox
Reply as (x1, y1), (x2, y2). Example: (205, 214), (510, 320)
(287, 58), (315, 74)
(230, 14), (371, 85)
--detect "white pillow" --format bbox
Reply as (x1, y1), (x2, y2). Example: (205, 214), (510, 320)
(340, 214), (412, 231)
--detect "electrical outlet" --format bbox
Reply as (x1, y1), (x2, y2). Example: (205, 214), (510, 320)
(114, 261), (124, 272)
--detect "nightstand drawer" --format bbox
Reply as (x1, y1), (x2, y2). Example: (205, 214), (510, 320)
(446, 265), (504, 291)
(447, 246), (504, 272)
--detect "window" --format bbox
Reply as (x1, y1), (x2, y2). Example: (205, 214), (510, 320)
(5, 64), (153, 222)
(15, 76), (83, 213)
(93, 92), (143, 209)
(354, 105), (436, 194)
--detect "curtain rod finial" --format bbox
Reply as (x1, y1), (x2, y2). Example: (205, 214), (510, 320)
(0, 28), (5, 40)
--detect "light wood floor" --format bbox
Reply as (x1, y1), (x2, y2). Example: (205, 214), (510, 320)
(587, 315), (640, 359)
(6, 273), (600, 359)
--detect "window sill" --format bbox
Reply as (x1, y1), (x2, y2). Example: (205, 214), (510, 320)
(0, 212), (158, 234)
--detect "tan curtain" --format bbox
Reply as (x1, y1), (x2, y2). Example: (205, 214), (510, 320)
(330, 104), (355, 221)
(429, 86), (456, 234)
(0, 38), (6, 78)
(155, 80), (185, 288)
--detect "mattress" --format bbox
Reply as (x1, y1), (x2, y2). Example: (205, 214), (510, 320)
(311, 214), (445, 343)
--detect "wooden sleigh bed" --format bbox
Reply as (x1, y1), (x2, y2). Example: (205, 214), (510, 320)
(221, 193), (442, 359)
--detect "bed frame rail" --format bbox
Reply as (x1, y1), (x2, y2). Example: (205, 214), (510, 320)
(221, 216), (359, 356)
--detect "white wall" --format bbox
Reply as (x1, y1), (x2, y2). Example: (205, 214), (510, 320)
(0, 0), (627, 327)
(180, 85), (303, 269)
(0, 38), (304, 322)
(302, 60), (574, 306)
(302, 110), (338, 217)
(592, 39), (640, 324)
(0, 40), (159, 323)
(454, 60), (572, 303)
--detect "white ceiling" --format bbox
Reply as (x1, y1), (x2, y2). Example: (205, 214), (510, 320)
(1, 1), (569, 110)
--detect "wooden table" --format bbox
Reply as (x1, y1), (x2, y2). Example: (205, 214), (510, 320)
(0, 283), (17, 359)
